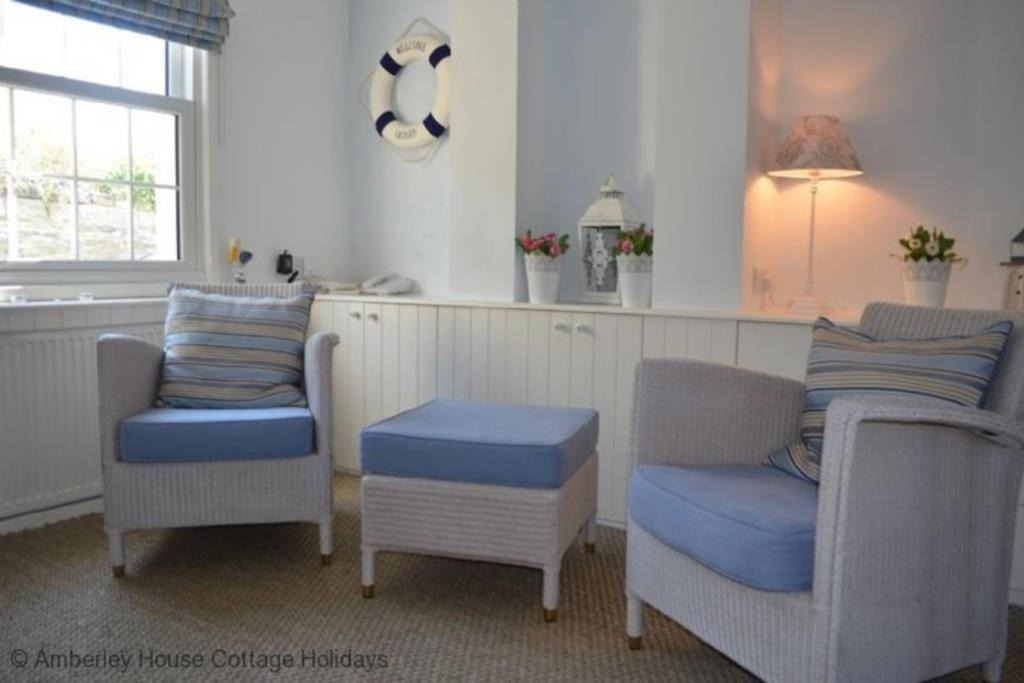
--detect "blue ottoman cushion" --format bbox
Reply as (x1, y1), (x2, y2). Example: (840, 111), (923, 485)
(120, 407), (314, 463)
(628, 464), (818, 592)
(360, 399), (598, 489)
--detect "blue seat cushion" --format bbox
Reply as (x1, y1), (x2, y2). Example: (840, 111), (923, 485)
(120, 407), (314, 463)
(360, 399), (598, 489)
(628, 464), (818, 592)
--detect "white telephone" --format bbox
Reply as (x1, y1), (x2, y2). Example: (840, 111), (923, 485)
(360, 274), (413, 296)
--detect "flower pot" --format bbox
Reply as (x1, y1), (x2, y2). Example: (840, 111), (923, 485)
(900, 260), (952, 308)
(617, 253), (653, 308)
(524, 253), (563, 304)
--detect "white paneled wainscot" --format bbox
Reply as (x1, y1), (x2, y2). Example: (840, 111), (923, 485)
(309, 295), (815, 527)
(6, 294), (1024, 605)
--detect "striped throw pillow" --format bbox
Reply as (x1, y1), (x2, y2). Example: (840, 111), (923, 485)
(766, 317), (1013, 483)
(157, 288), (314, 409)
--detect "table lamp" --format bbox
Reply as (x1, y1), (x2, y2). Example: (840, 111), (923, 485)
(768, 115), (863, 314)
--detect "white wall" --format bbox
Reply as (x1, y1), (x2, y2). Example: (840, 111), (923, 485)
(515, 0), (657, 303)
(744, 0), (1024, 313)
(211, 0), (349, 283)
(347, 0), (452, 295)
(651, 0), (751, 310)
(448, 0), (518, 301)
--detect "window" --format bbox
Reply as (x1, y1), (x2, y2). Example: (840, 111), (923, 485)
(0, 0), (198, 281)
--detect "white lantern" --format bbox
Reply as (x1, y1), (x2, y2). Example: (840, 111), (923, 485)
(577, 175), (642, 304)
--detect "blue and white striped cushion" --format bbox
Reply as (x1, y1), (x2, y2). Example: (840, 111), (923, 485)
(766, 317), (1013, 483)
(157, 289), (314, 409)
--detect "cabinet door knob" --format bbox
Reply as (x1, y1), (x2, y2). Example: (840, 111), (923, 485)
(575, 323), (591, 334)
(553, 322), (570, 333)
(349, 311), (361, 320)
(367, 312), (379, 322)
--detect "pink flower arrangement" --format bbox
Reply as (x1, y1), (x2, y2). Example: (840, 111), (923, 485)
(613, 224), (653, 257)
(516, 230), (570, 258)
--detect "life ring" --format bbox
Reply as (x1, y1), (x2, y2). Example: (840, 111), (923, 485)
(369, 35), (451, 150)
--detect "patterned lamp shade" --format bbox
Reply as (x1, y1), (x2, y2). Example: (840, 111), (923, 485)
(769, 115), (863, 179)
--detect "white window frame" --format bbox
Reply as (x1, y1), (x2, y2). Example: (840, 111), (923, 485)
(0, 61), (204, 287)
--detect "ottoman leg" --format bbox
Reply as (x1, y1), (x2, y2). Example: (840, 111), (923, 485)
(627, 593), (645, 650)
(319, 519), (333, 566)
(542, 565), (560, 622)
(361, 548), (376, 598)
(108, 532), (126, 577)
(585, 515), (597, 553)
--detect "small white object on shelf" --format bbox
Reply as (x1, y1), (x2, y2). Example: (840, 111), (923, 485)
(524, 253), (563, 305)
(618, 253), (653, 308)
(901, 260), (952, 308)
(577, 175), (643, 304)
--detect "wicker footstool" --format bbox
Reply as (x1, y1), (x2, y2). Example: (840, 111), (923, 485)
(359, 399), (599, 622)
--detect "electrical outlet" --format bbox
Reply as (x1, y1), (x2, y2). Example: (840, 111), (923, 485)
(752, 267), (768, 293)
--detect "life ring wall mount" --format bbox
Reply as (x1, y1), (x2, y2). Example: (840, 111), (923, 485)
(369, 34), (451, 151)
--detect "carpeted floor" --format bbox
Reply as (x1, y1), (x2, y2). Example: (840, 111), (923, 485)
(0, 475), (1019, 682)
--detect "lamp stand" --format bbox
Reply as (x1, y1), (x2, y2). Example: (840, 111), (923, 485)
(787, 176), (830, 315)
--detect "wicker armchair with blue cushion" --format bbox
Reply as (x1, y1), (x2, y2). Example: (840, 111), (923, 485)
(625, 303), (1024, 682)
(98, 283), (339, 576)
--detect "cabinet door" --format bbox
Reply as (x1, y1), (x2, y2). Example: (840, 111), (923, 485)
(470, 308), (490, 401)
(453, 307), (472, 399)
(487, 308), (507, 402)
(308, 299), (332, 336)
(527, 311), (551, 406)
(590, 314), (618, 522)
(399, 305), (419, 411)
(341, 302), (365, 471)
(736, 322), (812, 380)
(436, 306), (456, 399)
(611, 315), (643, 524)
(548, 314), (572, 407)
(417, 306), (438, 404)
(569, 313), (595, 408)
(363, 303), (383, 426)
(380, 304), (401, 418)
(505, 310), (529, 405)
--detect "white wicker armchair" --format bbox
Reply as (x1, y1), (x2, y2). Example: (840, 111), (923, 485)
(97, 283), (339, 575)
(626, 303), (1024, 682)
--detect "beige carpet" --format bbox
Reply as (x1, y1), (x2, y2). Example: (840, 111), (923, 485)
(0, 475), (1018, 682)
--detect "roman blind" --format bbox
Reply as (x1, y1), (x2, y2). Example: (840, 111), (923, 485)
(12, 0), (234, 51)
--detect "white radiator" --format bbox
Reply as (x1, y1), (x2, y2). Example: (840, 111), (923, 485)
(0, 302), (165, 526)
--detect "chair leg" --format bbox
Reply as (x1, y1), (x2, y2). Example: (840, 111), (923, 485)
(361, 548), (375, 598)
(542, 565), (560, 622)
(983, 655), (1004, 682)
(319, 520), (333, 566)
(627, 593), (644, 650)
(584, 515), (597, 554)
(108, 532), (125, 577)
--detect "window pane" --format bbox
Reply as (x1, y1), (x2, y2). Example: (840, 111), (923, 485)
(134, 187), (178, 260)
(77, 181), (129, 260)
(64, 18), (119, 88)
(0, 86), (9, 174)
(0, 0), (172, 97)
(14, 178), (73, 260)
(13, 90), (72, 176)
(130, 109), (176, 185)
(0, 0), (64, 78)
(76, 100), (128, 180)
(120, 32), (167, 96)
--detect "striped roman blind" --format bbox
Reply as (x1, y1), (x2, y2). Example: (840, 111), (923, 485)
(12, 0), (234, 51)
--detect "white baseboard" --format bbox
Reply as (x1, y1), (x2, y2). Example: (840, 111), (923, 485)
(0, 496), (102, 536)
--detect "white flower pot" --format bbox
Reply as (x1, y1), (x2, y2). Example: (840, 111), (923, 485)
(617, 253), (653, 308)
(901, 260), (952, 308)
(524, 253), (563, 304)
